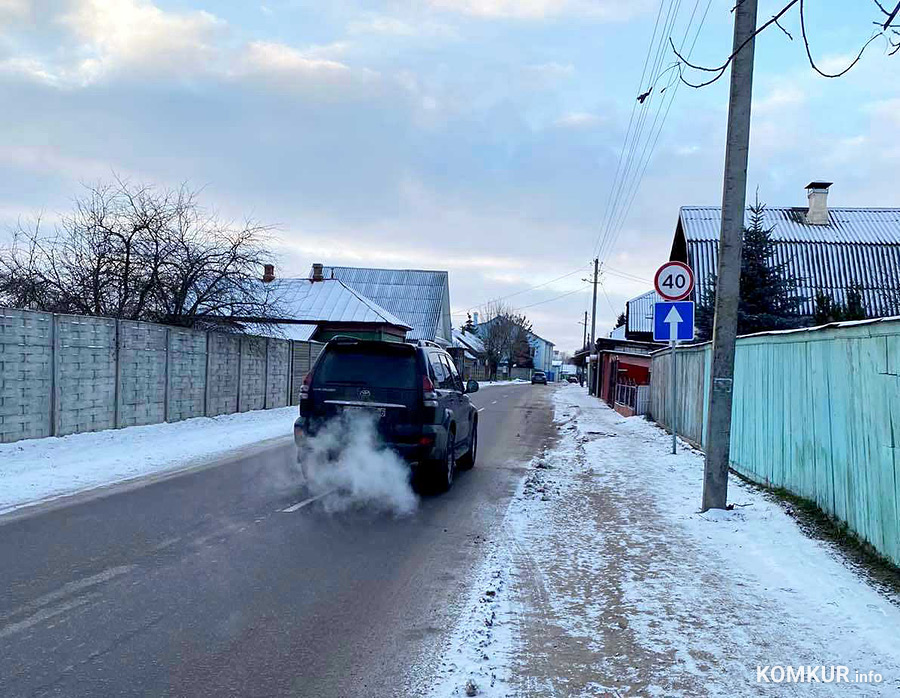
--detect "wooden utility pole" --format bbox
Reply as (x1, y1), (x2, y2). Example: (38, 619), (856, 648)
(701, 0), (758, 511)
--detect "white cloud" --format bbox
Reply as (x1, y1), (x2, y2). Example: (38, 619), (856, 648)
(60, 0), (225, 81)
(348, 15), (457, 38)
(0, 0), (30, 22)
(753, 85), (805, 115)
(237, 41), (351, 79)
(554, 111), (601, 128)
(428, 0), (650, 21)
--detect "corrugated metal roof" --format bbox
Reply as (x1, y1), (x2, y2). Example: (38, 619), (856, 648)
(626, 289), (662, 334)
(679, 206), (900, 317)
(317, 266), (449, 342)
(266, 279), (412, 329)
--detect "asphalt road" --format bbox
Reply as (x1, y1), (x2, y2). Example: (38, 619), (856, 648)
(0, 383), (557, 698)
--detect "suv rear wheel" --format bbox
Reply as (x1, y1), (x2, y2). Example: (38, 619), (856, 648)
(432, 429), (456, 492)
(457, 419), (477, 470)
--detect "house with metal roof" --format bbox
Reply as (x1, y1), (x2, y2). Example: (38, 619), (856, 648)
(239, 271), (412, 343)
(670, 182), (900, 318)
(622, 289), (664, 342)
(311, 264), (453, 346)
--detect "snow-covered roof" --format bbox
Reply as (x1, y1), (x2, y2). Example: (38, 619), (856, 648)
(675, 206), (900, 317)
(452, 328), (485, 355)
(315, 266), (450, 342)
(240, 322), (319, 341)
(265, 278), (412, 329)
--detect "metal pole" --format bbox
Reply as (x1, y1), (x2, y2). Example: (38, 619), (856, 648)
(671, 340), (677, 454)
(702, 0), (758, 511)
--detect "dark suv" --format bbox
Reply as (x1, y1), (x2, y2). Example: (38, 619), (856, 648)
(294, 338), (480, 491)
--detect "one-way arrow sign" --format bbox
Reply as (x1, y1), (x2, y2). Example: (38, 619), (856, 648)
(653, 301), (694, 342)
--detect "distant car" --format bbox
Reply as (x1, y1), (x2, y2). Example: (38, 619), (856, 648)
(531, 371), (548, 384)
(566, 375), (579, 383)
(295, 338), (479, 491)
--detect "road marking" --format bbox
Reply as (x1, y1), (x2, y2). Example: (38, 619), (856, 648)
(491, 400), (498, 404)
(281, 489), (336, 513)
(477, 408), (485, 412)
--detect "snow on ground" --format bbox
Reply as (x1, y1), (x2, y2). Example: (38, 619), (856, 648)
(427, 384), (900, 697)
(0, 407), (297, 515)
(476, 379), (532, 389)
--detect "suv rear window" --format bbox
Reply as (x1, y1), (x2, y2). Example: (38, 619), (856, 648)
(316, 345), (418, 389)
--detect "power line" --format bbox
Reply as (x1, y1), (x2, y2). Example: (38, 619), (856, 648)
(451, 263), (591, 315)
(597, 0), (714, 266)
(511, 283), (590, 312)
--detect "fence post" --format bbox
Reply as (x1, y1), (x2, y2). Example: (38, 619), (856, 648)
(49, 314), (58, 437)
(114, 319), (122, 428)
(236, 335), (243, 413)
(264, 338), (271, 410)
(164, 327), (171, 423)
(204, 331), (212, 417)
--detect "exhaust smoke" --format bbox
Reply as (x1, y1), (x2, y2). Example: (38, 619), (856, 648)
(299, 412), (419, 516)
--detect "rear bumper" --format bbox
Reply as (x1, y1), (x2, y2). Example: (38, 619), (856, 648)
(293, 417), (446, 466)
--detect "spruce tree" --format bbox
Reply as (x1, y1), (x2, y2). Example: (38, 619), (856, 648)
(696, 198), (804, 340)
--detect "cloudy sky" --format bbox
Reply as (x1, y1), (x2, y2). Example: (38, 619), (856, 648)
(1, 0), (897, 351)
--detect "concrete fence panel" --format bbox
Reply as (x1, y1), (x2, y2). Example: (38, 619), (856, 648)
(239, 336), (267, 412)
(167, 328), (208, 422)
(55, 315), (117, 437)
(265, 338), (291, 409)
(206, 332), (240, 417)
(0, 309), (53, 442)
(0, 306), (305, 444)
(117, 320), (168, 428)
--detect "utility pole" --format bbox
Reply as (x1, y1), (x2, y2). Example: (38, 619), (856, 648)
(581, 311), (588, 349)
(701, 0), (758, 512)
(589, 258), (599, 395)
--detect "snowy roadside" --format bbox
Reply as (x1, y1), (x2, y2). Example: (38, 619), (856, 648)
(0, 407), (297, 515)
(476, 380), (531, 389)
(426, 384), (900, 697)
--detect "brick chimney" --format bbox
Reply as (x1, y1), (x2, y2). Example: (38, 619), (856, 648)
(262, 263), (275, 283)
(806, 181), (833, 225)
(311, 263), (324, 282)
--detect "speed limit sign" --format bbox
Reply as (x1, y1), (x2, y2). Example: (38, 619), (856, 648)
(654, 261), (694, 301)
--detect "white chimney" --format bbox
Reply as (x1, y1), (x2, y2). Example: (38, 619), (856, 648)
(806, 181), (832, 225)
(472, 312), (480, 325)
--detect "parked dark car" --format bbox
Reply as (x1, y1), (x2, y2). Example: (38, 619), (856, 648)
(531, 370), (548, 385)
(294, 337), (479, 491)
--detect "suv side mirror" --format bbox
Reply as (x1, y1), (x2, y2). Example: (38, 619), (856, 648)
(465, 379), (479, 394)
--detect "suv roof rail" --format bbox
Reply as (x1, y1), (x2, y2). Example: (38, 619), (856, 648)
(415, 339), (443, 349)
(329, 335), (361, 344)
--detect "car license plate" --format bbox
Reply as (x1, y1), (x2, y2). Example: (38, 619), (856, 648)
(343, 405), (387, 418)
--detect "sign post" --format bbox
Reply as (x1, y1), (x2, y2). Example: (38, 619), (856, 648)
(653, 262), (696, 455)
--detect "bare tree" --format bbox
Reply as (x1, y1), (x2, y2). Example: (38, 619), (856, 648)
(0, 177), (280, 328)
(479, 301), (534, 380)
(671, 1), (899, 89)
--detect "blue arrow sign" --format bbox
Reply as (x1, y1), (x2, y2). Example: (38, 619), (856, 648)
(653, 301), (695, 342)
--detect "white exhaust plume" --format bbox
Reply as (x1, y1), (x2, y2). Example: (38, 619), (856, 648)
(299, 412), (419, 516)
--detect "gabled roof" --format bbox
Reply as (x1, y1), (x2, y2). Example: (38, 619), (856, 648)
(265, 278), (412, 329)
(626, 289), (662, 335)
(674, 206), (900, 317)
(453, 328), (485, 355)
(679, 206), (900, 245)
(316, 266), (449, 342)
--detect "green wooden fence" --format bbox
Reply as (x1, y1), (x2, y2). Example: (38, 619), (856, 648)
(649, 319), (900, 567)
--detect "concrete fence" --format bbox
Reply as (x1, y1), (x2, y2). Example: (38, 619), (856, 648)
(649, 319), (900, 567)
(0, 307), (320, 444)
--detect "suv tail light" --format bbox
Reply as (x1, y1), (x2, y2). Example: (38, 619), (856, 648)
(300, 372), (312, 400)
(423, 374), (438, 408)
